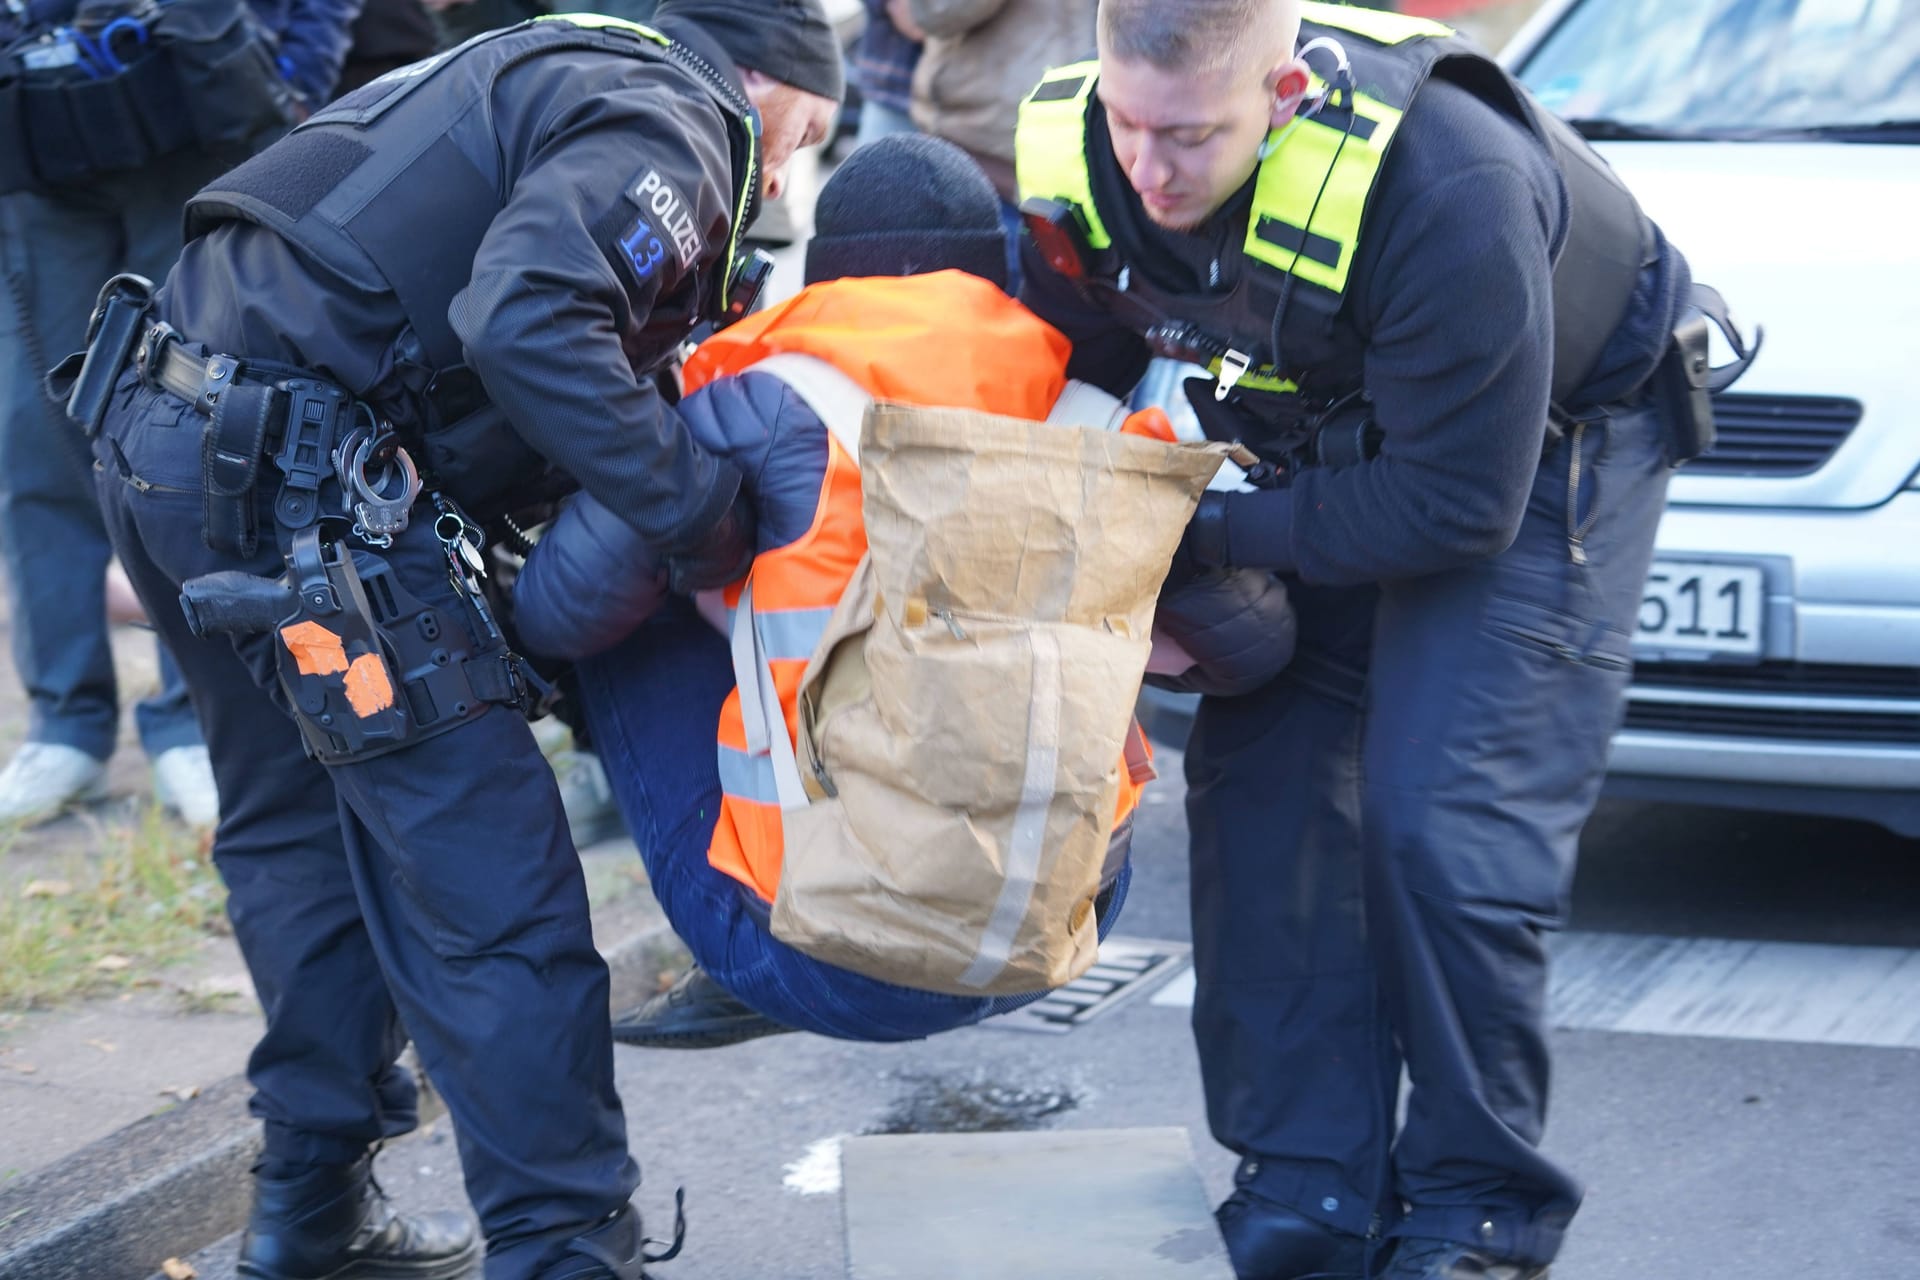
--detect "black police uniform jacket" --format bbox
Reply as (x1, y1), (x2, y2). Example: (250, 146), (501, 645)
(166, 15), (761, 549)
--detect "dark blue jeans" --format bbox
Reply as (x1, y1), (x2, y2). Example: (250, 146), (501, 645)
(0, 176), (217, 760)
(93, 371), (637, 1279)
(577, 598), (1132, 1040)
(1188, 403), (1672, 1266)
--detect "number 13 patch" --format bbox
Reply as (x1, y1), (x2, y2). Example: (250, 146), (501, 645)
(619, 214), (668, 283)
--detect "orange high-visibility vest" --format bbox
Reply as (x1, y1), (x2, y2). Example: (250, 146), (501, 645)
(681, 270), (1155, 904)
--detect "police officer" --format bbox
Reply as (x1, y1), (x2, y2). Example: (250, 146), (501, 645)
(0, 0), (360, 826)
(54, 2), (842, 1277)
(1016, 2), (1753, 1278)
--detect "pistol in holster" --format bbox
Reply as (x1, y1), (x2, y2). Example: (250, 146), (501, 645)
(181, 524), (536, 764)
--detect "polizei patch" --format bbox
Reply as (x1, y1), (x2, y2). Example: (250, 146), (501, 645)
(631, 169), (702, 271)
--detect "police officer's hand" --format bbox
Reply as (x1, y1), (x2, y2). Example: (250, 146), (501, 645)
(664, 493), (758, 595)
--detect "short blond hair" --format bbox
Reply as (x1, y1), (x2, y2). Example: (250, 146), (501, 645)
(1097, 0), (1299, 79)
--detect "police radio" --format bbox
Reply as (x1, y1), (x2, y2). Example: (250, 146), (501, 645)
(1019, 196), (1095, 280)
(719, 248), (776, 327)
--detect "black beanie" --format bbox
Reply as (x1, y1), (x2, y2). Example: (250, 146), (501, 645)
(653, 0), (845, 103)
(804, 134), (1010, 290)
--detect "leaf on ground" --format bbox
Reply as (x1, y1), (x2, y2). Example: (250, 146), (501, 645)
(85, 1038), (117, 1053)
(159, 1084), (200, 1102)
(21, 879), (73, 899)
(160, 1257), (197, 1279)
(4, 1061), (36, 1075)
(93, 954), (132, 972)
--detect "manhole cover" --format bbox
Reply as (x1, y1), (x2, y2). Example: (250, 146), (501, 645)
(988, 936), (1192, 1035)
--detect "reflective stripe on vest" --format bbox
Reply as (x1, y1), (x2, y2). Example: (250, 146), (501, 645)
(709, 355), (871, 901)
(532, 12), (670, 43)
(1242, 83), (1402, 296)
(1017, 3), (1456, 302)
(1016, 61), (1111, 250)
(1297, 0), (1452, 43)
(688, 277), (1152, 905)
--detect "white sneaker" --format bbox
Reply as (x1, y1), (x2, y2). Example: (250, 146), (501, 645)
(152, 744), (221, 830)
(0, 743), (109, 826)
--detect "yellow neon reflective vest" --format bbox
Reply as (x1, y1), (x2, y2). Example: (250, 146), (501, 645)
(1014, 2), (1650, 406)
(1017, 3), (1454, 303)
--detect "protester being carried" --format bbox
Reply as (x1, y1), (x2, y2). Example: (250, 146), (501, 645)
(513, 135), (1296, 1048)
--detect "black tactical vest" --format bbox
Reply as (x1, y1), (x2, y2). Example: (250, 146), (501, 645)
(184, 16), (758, 376)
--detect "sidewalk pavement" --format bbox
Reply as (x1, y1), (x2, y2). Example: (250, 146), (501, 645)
(0, 831), (673, 1179)
(0, 828), (680, 1280)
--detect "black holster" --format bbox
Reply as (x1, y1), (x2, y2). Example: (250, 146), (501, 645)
(182, 524), (534, 764)
(44, 272), (152, 438)
(1655, 281), (1764, 467)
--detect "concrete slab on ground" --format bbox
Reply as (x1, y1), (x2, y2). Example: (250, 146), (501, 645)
(842, 1127), (1231, 1280)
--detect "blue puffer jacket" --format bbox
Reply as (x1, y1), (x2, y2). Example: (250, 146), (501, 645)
(515, 369), (830, 662)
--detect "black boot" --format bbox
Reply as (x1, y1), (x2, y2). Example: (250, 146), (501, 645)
(1216, 1190), (1368, 1280)
(1379, 1237), (1549, 1279)
(542, 1198), (686, 1280)
(611, 965), (796, 1049)
(236, 1153), (479, 1280)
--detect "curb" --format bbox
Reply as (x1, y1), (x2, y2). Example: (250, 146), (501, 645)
(0, 917), (679, 1280)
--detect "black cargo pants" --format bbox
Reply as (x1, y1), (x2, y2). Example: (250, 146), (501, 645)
(1188, 401), (1671, 1267)
(91, 367), (639, 1279)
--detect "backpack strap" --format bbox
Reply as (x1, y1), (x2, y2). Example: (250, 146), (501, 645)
(729, 577), (811, 811)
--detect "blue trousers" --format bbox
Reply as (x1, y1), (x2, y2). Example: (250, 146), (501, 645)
(93, 372), (637, 1279)
(577, 598), (1132, 1039)
(1187, 403), (1671, 1266)
(0, 174), (217, 760)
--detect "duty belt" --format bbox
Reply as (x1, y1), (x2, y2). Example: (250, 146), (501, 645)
(137, 326), (546, 758)
(137, 325), (421, 556)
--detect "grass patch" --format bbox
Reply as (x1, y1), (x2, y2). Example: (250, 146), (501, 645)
(0, 807), (227, 1012)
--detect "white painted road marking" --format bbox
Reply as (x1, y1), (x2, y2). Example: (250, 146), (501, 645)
(782, 1135), (848, 1196)
(1149, 931), (1920, 1050)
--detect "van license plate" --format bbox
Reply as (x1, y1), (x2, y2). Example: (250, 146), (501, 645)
(1636, 561), (1765, 658)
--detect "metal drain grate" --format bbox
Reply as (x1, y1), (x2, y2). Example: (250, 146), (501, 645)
(987, 936), (1193, 1035)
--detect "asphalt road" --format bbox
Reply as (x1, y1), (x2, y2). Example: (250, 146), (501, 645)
(159, 741), (1920, 1280)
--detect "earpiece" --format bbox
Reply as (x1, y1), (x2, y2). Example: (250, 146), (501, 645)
(1297, 35), (1353, 94)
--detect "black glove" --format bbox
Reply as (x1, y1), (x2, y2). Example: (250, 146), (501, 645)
(663, 490), (757, 595)
(1173, 490), (1232, 578)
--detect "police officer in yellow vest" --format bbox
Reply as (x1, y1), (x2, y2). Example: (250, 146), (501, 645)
(1016, 2), (1755, 1278)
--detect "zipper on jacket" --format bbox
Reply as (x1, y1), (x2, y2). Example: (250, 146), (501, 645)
(660, 39), (762, 227)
